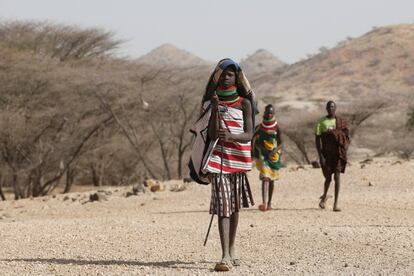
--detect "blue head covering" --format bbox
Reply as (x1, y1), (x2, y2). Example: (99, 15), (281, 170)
(201, 57), (258, 122)
(218, 58), (240, 71)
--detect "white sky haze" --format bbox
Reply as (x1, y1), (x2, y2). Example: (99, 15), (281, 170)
(1, 0), (413, 63)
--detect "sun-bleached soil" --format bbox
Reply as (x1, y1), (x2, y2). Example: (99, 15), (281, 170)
(0, 158), (413, 275)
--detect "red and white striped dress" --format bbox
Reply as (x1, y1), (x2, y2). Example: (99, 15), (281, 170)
(203, 97), (254, 217)
(203, 98), (252, 174)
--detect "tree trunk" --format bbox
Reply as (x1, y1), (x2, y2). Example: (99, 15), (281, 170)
(151, 123), (171, 180)
(26, 179), (33, 198)
(0, 175), (5, 201)
(91, 165), (100, 186)
(32, 174), (43, 198)
(12, 173), (23, 200)
(178, 150), (183, 179)
(98, 162), (104, 186)
(177, 141), (192, 179)
(63, 168), (75, 193)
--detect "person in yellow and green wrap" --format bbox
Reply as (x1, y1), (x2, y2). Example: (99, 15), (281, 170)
(253, 104), (283, 211)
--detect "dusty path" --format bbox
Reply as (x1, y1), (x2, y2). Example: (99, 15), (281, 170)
(0, 159), (413, 275)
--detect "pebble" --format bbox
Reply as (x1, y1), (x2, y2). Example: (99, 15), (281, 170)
(89, 192), (108, 202)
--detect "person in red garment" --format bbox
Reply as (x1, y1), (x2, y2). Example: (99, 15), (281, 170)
(315, 101), (350, 212)
(199, 59), (255, 271)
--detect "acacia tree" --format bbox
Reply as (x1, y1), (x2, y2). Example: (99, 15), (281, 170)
(281, 112), (318, 165)
(0, 22), (121, 198)
(0, 96), (114, 198)
(343, 100), (388, 138)
(0, 21), (122, 62)
(170, 95), (198, 178)
(96, 67), (203, 180)
(146, 93), (198, 179)
(0, 19), (210, 194)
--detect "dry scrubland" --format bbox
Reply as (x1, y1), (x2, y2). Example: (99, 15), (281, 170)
(0, 158), (413, 275)
(0, 20), (212, 200)
(0, 21), (414, 275)
(0, 21), (413, 201)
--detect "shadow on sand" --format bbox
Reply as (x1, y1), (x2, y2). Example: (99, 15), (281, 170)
(1, 258), (209, 270)
(244, 207), (321, 212)
(155, 207), (320, 215)
(154, 210), (207, 215)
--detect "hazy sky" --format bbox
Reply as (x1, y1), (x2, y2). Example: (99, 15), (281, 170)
(1, 0), (413, 63)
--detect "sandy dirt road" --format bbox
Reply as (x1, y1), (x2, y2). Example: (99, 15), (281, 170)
(0, 159), (413, 275)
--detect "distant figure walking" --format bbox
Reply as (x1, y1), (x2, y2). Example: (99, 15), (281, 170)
(253, 104), (283, 211)
(189, 58), (256, 271)
(314, 101), (350, 212)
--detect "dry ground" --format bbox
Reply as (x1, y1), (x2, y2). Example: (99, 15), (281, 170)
(0, 158), (413, 275)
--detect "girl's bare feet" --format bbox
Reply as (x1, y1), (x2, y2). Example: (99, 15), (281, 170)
(258, 204), (267, 212)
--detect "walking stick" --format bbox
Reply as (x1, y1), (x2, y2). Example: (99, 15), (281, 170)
(203, 100), (226, 246)
(203, 213), (214, 246)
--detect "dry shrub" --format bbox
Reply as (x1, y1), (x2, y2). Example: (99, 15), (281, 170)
(0, 20), (209, 199)
(278, 111), (320, 165)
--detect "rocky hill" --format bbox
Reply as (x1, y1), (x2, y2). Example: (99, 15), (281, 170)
(136, 43), (209, 67)
(240, 49), (286, 76)
(253, 24), (414, 106)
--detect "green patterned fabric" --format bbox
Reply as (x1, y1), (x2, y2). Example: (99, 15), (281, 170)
(253, 127), (282, 180)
